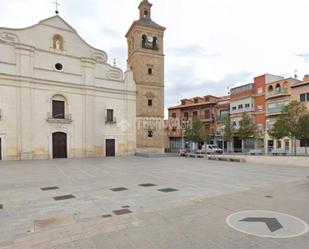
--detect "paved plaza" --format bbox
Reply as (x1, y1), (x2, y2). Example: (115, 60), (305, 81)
(0, 157), (309, 249)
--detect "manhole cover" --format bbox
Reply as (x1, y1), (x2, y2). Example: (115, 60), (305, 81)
(110, 187), (128, 192)
(113, 209), (132, 215)
(53, 194), (75, 201)
(226, 210), (309, 238)
(158, 188), (178, 193)
(41, 186), (59, 191)
(139, 183), (157, 187)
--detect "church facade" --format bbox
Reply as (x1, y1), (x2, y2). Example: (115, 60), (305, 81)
(0, 15), (137, 160)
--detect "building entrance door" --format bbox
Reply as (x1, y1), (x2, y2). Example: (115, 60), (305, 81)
(233, 137), (242, 153)
(106, 139), (115, 157)
(52, 132), (67, 159)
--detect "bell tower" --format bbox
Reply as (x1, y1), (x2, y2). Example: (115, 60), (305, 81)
(126, 0), (166, 154)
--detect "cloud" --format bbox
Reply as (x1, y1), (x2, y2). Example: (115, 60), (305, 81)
(165, 66), (251, 108)
(295, 53), (309, 63)
(167, 46), (221, 58)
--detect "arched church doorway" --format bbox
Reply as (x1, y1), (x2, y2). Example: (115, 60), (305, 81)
(52, 132), (67, 159)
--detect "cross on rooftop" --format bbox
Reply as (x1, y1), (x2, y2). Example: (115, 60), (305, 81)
(53, 0), (60, 14)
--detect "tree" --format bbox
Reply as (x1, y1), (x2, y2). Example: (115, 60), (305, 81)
(296, 114), (309, 155)
(268, 115), (289, 140)
(237, 113), (256, 152)
(185, 118), (209, 151)
(269, 101), (308, 155)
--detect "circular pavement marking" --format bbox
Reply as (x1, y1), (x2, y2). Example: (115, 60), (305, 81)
(226, 210), (309, 238)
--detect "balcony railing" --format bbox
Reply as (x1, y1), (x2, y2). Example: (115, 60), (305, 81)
(266, 89), (288, 98)
(105, 116), (117, 124)
(47, 113), (72, 124)
(230, 107), (253, 114)
(267, 106), (284, 115)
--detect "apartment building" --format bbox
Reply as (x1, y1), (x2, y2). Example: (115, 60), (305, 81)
(167, 95), (229, 152)
(291, 75), (309, 152)
(265, 77), (301, 153)
(229, 83), (255, 151)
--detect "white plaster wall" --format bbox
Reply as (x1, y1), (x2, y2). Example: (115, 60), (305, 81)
(0, 15), (136, 160)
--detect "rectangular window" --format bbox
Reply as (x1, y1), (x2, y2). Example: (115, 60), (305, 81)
(172, 113), (176, 118)
(238, 104), (243, 109)
(245, 103), (250, 108)
(106, 109), (114, 122)
(148, 99), (153, 106)
(204, 109), (210, 119)
(184, 112), (189, 119)
(148, 68), (153, 75)
(277, 140), (282, 149)
(232, 106), (237, 111)
(300, 93), (306, 102)
(52, 100), (65, 119)
(193, 111), (198, 118)
(219, 110), (228, 121)
(307, 92), (309, 101)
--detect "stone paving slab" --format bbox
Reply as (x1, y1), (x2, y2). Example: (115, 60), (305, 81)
(1, 157), (309, 248)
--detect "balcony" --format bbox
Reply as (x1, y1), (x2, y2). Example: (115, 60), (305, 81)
(47, 113), (72, 124)
(105, 116), (117, 124)
(267, 107), (283, 116)
(230, 107), (254, 114)
(266, 89), (289, 99)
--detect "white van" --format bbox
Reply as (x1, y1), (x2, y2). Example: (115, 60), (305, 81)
(201, 144), (223, 154)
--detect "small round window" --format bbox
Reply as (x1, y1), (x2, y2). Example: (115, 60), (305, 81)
(54, 63), (63, 71)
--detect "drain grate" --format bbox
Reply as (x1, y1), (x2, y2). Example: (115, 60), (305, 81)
(113, 209), (132, 215)
(53, 194), (75, 201)
(158, 188), (178, 193)
(139, 183), (157, 187)
(110, 187), (128, 192)
(41, 186), (59, 191)
(0, 204), (3, 210)
(102, 214), (112, 218)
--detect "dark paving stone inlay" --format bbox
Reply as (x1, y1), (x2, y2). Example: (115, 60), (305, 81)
(53, 194), (75, 201)
(0, 204), (3, 210)
(110, 187), (128, 192)
(265, 195), (273, 198)
(122, 205), (130, 208)
(113, 209), (132, 215)
(41, 186), (59, 191)
(158, 188), (179, 193)
(102, 214), (112, 218)
(139, 183), (157, 187)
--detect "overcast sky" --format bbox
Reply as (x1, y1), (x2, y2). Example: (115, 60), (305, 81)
(1, 0), (309, 114)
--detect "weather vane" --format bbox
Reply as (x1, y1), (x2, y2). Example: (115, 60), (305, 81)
(53, 0), (60, 15)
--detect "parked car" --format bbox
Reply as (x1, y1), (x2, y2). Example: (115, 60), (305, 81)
(179, 148), (187, 157)
(202, 144), (223, 154)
